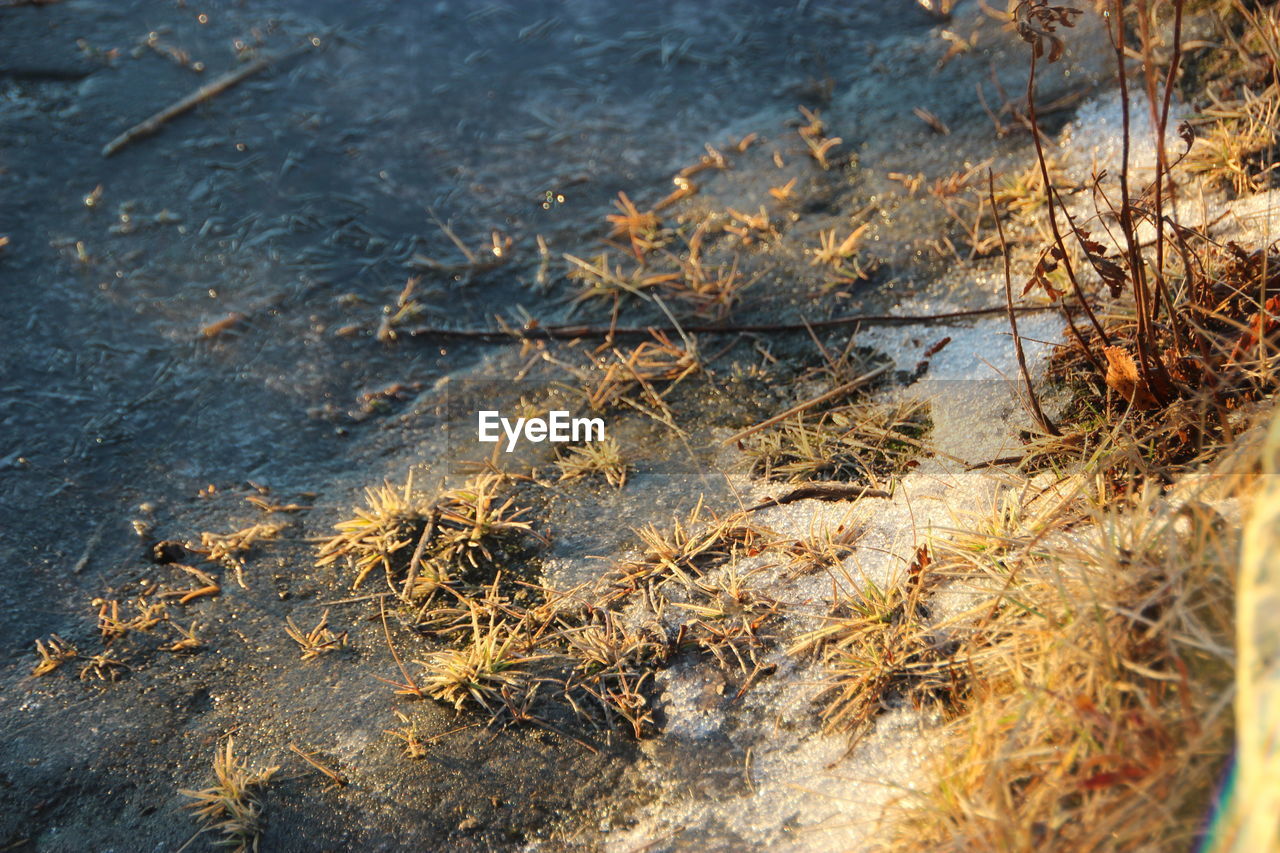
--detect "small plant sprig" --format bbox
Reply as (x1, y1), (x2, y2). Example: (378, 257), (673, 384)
(180, 738), (278, 853)
(556, 436), (628, 488)
(605, 191), (665, 260)
(32, 634), (78, 676)
(284, 609), (347, 660)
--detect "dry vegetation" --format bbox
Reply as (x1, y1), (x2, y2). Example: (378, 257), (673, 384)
(742, 397), (929, 485)
(316, 471), (534, 598)
(180, 739), (277, 853)
(555, 435), (628, 488)
(44, 0), (1270, 846)
(876, 1), (1280, 848)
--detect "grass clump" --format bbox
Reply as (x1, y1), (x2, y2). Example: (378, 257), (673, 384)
(416, 606), (547, 712)
(789, 547), (958, 738)
(674, 571), (781, 672)
(316, 477), (433, 590)
(181, 738), (278, 853)
(743, 398), (929, 485)
(556, 436), (628, 489)
(892, 476), (1240, 851)
(608, 500), (770, 597)
(317, 472), (534, 598)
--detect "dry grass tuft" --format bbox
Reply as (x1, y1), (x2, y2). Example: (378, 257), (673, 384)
(675, 570), (781, 672)
(316, 477), (434, 590)
(789, 547), (957, 738)
(742, 398), (929, 485)
(585, 331), (701, 415)
(797, 105), (843, 169)
(893, 477), (1240, 851)
(181, 738), (278, 853)
(609, 501), (770, 596)
(384, 711), (428, 759)
(284, 609), (347, 660)
(810, 223), (874, 285)
(428, 472), (534, 576)
(317, 472), (533, 597)
(556, 436), (628, 489)
(565, 251), (680, 308)
(95, 596), (167, 644)
(417, 605), (547, 711)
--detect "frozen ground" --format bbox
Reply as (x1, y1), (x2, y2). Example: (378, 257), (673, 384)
(3, 1), (1253, 850)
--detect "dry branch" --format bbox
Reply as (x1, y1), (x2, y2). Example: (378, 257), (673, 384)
(403, 305), (1056, 344)
(102, 45), (311, 157)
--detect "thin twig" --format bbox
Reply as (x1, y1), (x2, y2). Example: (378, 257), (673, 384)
(404, 305), (1055, 344)
(721, 364), (891, 445)
(287, 744), (348, 787)
(379, 598), (424, 698)
(992, 169), (1059, 435)
(400, 508), (438, 601)
(102, 44), (312, 157)
(745, 482), (892, 512)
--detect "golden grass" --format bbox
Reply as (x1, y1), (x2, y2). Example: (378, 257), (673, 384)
(316, 477), (433, 590)
(887, 443), (1247, 850)
(78, 651), (129, 682)
(416, 605), (547, 711)
(556, 436), (628, 488)
(609, 500), (769, 596)
(316, 472), (532, 596)
(585, 332), (700, 414)
(565, 251), (680, 307)
(879, 4), (1280, 842)
(742, 397), (929, 485)
(181, 738), (277, 853)
(1183, 83), (1279, 194)
(789, 546), (955, 737)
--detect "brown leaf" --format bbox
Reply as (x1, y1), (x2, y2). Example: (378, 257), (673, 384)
(1177, 121), (1195, 153)
(1023, 252), (1064, 300)
(1103, 346), (1159, 410)
(1015, 2), (1082, 64)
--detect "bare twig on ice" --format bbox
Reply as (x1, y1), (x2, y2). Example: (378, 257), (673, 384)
(403, 304), (1056, 344)
(102, 43), (313, 157)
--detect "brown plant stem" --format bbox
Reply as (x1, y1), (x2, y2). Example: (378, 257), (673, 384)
(402, 305), (1057, 343)
(992, 170), (1060, 436)
(1026, 48), (1111, 347)
(1109, 0), (1174, 401)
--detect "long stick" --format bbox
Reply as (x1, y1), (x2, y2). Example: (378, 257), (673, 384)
(744, 482), (892, 512)
(102, 45), (309, 157)
(404, 304), (1056, 343)
(721, 363), (890, 445)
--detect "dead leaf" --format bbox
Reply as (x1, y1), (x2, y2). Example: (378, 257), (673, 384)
(1103, 346), (1159, 410)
